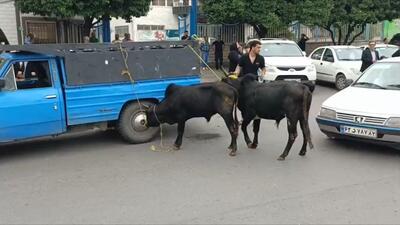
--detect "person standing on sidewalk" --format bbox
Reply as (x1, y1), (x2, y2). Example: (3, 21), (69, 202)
(297, 33), (309, 51)
(228, 42), (242, 73)
(212, 36), (225, 70)
(234, 40), (266, 78)
(200, 37), (210, 70)
(360, 40), (380, 72)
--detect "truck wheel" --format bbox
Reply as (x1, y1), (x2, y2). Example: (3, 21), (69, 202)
(118, 102), (160, 144)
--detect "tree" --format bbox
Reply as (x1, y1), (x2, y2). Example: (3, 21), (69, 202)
(16, 0), (151, 37)
(295, 0), (400, 45)
(203, 0), (294, 38)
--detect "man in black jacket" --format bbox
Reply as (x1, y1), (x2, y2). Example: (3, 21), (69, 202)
(360, 41), (379, 72)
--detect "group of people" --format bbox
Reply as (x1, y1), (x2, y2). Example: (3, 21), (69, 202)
(83, 31), (133, 43)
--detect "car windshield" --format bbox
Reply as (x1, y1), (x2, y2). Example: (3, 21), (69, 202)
(261, 43), (303, 57)
(376, 47), (399, 58)
(354, 62), (400, 90)
(335, 48), (363, 61)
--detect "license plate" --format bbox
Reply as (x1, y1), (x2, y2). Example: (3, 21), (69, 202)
(340, 126), (377, 138)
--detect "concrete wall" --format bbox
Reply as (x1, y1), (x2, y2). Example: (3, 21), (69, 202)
(111, 5), (178, 41)
(0, 1), (18, 44)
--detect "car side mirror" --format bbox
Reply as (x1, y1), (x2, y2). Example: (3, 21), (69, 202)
(302, 51), (307, 56)
(344, 79), (354, 88)
(0, 78), (5, 90)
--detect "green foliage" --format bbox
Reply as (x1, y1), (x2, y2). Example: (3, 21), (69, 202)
(16, 0), (151, 36)
(204, 0), (400, 44)
(203, 0), (290, 37)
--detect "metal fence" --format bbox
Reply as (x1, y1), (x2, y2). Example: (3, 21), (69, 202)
(197, 23), (255, 43)
(199, 22), (385, 44)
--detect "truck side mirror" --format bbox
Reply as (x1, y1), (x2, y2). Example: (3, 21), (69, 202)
(0, 78), (5, 90)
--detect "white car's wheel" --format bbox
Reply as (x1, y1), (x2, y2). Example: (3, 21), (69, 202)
(335, 74), (347, 90)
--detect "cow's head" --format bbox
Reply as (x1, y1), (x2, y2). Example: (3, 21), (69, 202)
(145, 105), (162, 127)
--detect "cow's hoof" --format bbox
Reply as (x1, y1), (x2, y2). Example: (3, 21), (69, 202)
(277, 156), (286, 161)
(248, 143), (258, 149)
(229, 151), (237, 157)
(173, 145), (181, 150)
(299, 151), (306, 156)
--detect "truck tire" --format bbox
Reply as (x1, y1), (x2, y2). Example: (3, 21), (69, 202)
(118, 102), (160, 144)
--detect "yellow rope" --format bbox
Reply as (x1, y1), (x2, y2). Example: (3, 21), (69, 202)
(117, 43), (172, 153)
(187, 45), (223, 81)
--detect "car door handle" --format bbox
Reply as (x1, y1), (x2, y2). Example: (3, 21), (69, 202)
(45, 95), (57, 99)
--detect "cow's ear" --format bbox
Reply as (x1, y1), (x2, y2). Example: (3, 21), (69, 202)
(165, 83), (178, 97)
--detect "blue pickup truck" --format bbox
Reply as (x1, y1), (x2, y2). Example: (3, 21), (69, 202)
(0, 42), (201, 144)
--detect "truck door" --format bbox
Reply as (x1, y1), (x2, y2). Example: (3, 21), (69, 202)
(0, 59), (64, 142)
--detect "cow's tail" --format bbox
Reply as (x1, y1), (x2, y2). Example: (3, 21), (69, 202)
(233, 90), (239, 131)
(302, 89), (314, 149)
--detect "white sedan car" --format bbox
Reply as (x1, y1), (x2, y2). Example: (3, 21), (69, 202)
(316, 57), (400, 148)
(252, 38), (316, 83)
(310, 46), (363, 90)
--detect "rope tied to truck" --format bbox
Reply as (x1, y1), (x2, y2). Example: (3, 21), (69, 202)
(117, 41), (226, 153)
(118, 42), (174, 153)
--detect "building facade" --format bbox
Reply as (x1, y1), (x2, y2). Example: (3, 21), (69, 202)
(0, 0), (84, 44)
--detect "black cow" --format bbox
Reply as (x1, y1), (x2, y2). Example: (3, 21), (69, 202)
(145, 82), (239, 156)
(223, 74), (314, 160)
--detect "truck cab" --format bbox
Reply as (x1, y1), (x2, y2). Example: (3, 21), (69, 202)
(0, 53), (66, 142)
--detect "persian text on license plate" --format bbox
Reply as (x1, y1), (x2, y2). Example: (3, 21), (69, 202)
(340, 126), (377, 138)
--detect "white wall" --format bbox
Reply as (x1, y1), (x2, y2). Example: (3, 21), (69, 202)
(111, 6), (178, 41)
(0, 1), (18, 44)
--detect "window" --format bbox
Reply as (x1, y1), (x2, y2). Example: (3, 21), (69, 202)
(261, 43), (303, 57)
(152, 0), (165, 6)
(354, 63), (400, 90)
(167, 0), (173, 6)
(115, 25), (129, 36)
(26, 21), (57, 44)
(335, 48), (363, 61)
(3, 67), (17, 91)
(137, 25), (165, 31)
(311, 48), (325, 60)
(322, 49), (334, 62)
(12, 61), (52, 89)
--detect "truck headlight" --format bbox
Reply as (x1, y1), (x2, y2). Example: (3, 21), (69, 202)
(319, 107), (336, 119)
(307, 64), (316, 72)
(385, 117), (400, 128)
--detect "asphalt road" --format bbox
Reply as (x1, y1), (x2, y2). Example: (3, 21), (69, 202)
(0, 83), (399, 224)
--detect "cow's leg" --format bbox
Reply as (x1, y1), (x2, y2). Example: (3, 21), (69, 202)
(241, 116), (253, 148)
(173, 122), (186, 150)
(278, 118), (298, 161)
(221, 114), (238, 157)
(299, 119), (308, 156)
(249, 119), (261, 149)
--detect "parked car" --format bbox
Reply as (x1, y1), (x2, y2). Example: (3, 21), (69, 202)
(0, 42), (201, 144)
(310, 46), (363, 90)
(316, 57), (400, 148)
(251, 38), (316, 82)
(359, 44), (399, 59)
